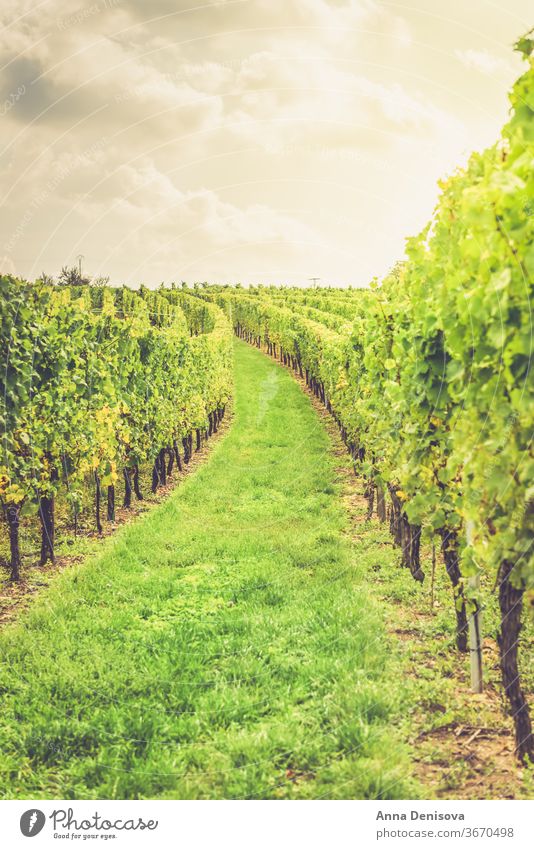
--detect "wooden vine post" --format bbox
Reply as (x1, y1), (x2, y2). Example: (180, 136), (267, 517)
(466, 520), (483, 694)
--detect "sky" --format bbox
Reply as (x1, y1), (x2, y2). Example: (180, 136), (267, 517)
(0, 0), (531, 287)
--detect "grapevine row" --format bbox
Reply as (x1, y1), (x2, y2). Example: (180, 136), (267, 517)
(0, 280), (232, 580)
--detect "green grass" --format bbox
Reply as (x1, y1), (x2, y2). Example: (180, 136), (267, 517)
(0, 340), (420, 800)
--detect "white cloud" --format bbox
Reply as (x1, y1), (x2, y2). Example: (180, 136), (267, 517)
(455, 48), (511, 76)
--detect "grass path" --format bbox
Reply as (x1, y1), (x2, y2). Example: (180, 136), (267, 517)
(0, 340), (419, 800)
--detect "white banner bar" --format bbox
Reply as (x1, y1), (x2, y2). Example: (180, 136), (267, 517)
(1, 799), (533, 848)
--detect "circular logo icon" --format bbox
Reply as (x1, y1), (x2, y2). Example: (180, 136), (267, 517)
(20, 810), (46, 837)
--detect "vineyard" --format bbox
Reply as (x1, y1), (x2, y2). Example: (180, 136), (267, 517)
(0, 38), (532, 798)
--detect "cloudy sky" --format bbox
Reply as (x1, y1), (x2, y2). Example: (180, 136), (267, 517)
(0, 0), (531, 287)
